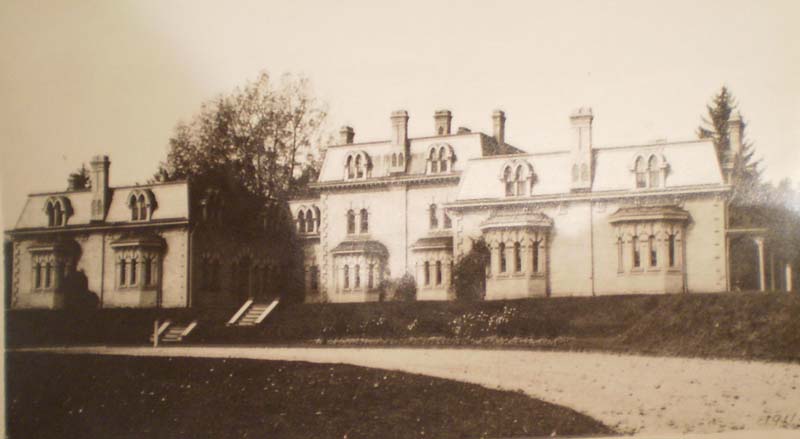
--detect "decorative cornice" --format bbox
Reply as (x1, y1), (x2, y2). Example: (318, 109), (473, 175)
(310, 173), (461, 191)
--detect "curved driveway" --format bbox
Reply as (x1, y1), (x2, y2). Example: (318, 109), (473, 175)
(17, 346), (800, 436)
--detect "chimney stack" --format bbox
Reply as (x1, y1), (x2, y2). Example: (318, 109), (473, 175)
(434, 110), (452, 135)
(391, 110), (409, 146)
(90, 155), (110, 222)
(339, 126), (355, 144)
(67, 174), (81, 191)
(727, 111), (743, 158)
(492, 110), (506, 145)
(569, 107), (594, 190)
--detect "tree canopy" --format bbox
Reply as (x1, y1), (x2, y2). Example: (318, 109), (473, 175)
(155, 72), (327, 206)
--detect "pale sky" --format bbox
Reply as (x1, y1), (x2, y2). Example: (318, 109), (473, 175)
(1, 0), (798, 229)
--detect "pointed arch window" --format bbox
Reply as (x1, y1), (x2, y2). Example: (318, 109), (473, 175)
(504, 167), (514, 196)
(635, 157), (647, 188)
(515, 166), (525, 196)
(668, 234), (677, 267)
(532, 240), (540, 273)
(45, 197), (70, 227)
(297, 210), (306, 233)
(513, 242), (522, 272)
(430, 149), (438, 173)
(502, 160), (535, 197)
(128, 190), (156, 221)
(343, 265), (350, 289)
(439, 148), (448, 172)
(632, 236), (641, 268)
(424, 261), (431, 285)
(435, 260), (443, 285)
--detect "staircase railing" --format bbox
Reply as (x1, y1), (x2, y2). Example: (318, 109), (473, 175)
(254, 299), (280, 324)
(227, 299), (254, 326)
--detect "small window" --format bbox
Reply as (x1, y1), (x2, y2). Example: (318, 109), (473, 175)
(368, 264), (374, 289)
(504, 167), (514, 197)
(617, 237), (624, 272)
(144, 257), (154, 286)
(343, 265), (350, 289)
(355, 264), (361, 288)
(137, 194), (147, 220)
(513, 242), (522, 272)
(297, 211), (306, 233)
(435, 261), (442, 285)
(499, 243), (507, 273)
(648, 156), (660, 188)
(532, 241), (540, 273)
(439, 148), (448, 172)
(34, 263), (42, 289)
(130, 257), (138, 285)
(119, 259), (127, 287)
(360, 209), (369, 233)
(649, 235), (657, 267)
(668, 234), (677, 267)
(635, 157), (647, 188)
(355, 155), (364, 179)
(429, 204), (438, 229)
(430, 150), (438, 173)
(346, 156), (354, 179)
(632, 236), (641, 268)
(44, 263), (52, 288)
(347, 210), (356, 234)
(515, 166), (525, 196)
(424, 261), (430, 285)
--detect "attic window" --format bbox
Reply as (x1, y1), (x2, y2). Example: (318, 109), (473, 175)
(345, 151), (371, 180)
(632, 154), (668, 189)
(501, 159), (536, 197)
(44, 197), (70, 227)
(128, 189), (156, 221)
(426, 144), (455, 174)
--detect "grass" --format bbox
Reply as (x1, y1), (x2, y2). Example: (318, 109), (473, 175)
(6, 353), (614, 439)
(7, 291), (800, 362)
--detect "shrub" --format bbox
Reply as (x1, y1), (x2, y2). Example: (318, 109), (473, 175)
(453, 238), (490, 301)
(393, 274), (417, 302)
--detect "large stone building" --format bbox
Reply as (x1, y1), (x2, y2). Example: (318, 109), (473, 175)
(5, 156), (283, 309)
(289, 107), (793, 302)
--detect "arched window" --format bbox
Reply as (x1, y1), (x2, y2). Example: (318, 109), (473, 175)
(44, 263), (52, 288)
(130, 257), (138, 285)
(515, 166), (525, 196)
(499, 242), (507, 273)
(54, 203), (64, 227)
(368, 264), (374, 289)
(439, 148), (448, 172)
(648, 156), (660, 188)
(532, 240), (540, 273)
(668, 234), (677, 267)
(354, 264), (361, 288)
(424, 261), (430, 285)
(504, 167), (514, 197)
(355, 155), (364, 179)
(632, 236), (641, 268)
(430, 149), (438, 173)
(130, 196), (139, 221)
(360, 208), (369, 233)
(343, 265), (350, 289)
(297, 210), (306, 233)
(119, 259), (127, 287)
(429, 204), (438, 229)
(306, 209), (315, 233)
(137, 194), (147, 220)
(346, 156), (354, 179)
(443, 212), (452, 229)
(435, 261), (442, 285)
(649, 235), (657, 267)
(347, 210), (356, 234)
(513, 242), (522, 272)
(46, 203), (55, 227)
(34, 262), (42, 289)
(617, 237), (624, 272)
(635, 157), (647, 188)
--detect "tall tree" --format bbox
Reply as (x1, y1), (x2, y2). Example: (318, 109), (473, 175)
(154, 72), (328, 204)
(697, 86), (760, 191)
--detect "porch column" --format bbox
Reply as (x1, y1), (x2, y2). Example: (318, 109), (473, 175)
(770, 252), (776, 291)
(754, 236), (766, 292)
(787, 263), (793, 292)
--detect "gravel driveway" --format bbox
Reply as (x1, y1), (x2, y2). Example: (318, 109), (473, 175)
(17, 346), (800, 436)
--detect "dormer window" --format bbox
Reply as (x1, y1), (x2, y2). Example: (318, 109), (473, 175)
(501, 159), (536, 197)
(128, 189), (156, 221)
(344, 151), (371, 180)
(631, 153), (668, 189)
(44, 196), (71, 227)
(426, 144), (455, 174)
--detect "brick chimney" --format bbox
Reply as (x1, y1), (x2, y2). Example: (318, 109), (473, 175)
(727, 111), (743, 158)
(90, 155), (110, 222)
(570, 107), (594, 191)
(391, 110), (409, 146)
(339, 126), (355, 144)
(434, 110), (452, 135)
(492, 110), (506, 146)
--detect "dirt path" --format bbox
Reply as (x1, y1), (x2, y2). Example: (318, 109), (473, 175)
(17, 346), (800, 436)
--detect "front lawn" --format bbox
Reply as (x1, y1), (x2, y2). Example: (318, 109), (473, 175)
(7, 353), (613, 439)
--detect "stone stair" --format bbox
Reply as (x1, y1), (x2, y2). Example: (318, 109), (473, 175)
(229, 299), (280, 327)
(149, 321), (197, 344)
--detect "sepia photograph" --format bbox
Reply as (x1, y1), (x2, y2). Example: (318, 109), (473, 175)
(1, 1), (799, 438)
